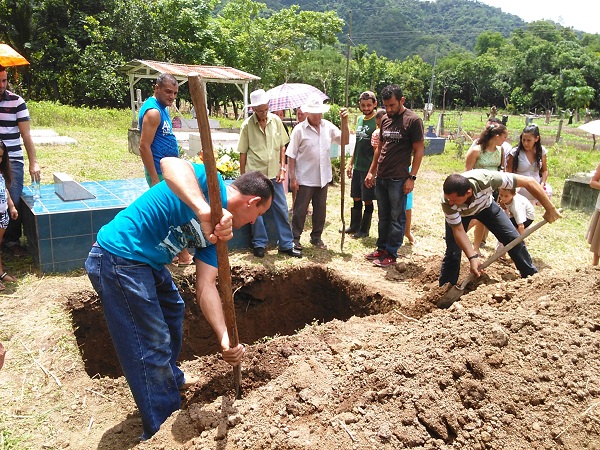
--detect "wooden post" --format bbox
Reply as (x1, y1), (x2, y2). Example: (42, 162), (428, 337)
(188, 73), (242, 399)
(340, 11), (352, 252)
(556, 119), (563, 143)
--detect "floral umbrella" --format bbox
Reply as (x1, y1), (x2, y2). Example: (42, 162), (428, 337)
(266, 83), (328, 112)
(0, 44), (29, 67)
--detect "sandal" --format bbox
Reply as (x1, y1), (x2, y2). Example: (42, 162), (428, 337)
(0, 272), (15, 283)
(177, 249), (194, 265)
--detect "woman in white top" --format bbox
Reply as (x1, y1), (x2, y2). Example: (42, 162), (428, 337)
(506, 124), (550, 203)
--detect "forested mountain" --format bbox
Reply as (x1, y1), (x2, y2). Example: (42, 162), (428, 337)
(259, 0), (527, 62)
(1, 0), (598, 112)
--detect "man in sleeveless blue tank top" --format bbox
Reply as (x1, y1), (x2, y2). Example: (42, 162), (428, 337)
(138, 73), (180, 186)
(138, 73), (194, 265)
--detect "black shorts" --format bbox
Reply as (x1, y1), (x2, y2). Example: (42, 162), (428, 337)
(350, 169), (376, 201)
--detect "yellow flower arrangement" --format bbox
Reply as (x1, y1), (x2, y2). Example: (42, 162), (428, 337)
(185, 145), (240, 179)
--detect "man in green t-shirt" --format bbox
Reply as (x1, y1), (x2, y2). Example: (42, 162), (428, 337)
(344, 91), (378, 237)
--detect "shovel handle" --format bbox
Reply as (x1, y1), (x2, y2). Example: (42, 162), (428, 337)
(479, 219), (548, 271)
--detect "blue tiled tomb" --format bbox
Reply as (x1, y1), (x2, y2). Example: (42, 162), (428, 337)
(21, 178), (274, 273)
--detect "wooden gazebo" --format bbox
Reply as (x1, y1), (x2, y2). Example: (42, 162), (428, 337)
(119, 59), (260, 125)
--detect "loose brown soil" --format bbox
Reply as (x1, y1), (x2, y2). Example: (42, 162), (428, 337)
(1, 168), (599, 449)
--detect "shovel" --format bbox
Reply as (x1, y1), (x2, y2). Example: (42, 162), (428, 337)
(437, 218), (548, 309)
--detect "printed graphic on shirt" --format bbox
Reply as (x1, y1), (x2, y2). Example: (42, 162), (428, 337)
(161, 120), (171, 136)
(381, 129), (404, 142)
(0, 174), (7, 214)
(356, 124), (371, 141)
(158, 218), (209, 257)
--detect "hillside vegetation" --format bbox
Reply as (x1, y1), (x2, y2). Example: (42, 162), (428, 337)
(263, 0), (526, 61)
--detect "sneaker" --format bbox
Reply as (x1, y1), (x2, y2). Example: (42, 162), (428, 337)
(365, 249), (386, 261)
(293, 240), (303, 250)
(373, 255), (396, 267)
(310, 239), (327, 250)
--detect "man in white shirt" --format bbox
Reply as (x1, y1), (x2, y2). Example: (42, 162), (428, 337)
(286, 95), (349, 250)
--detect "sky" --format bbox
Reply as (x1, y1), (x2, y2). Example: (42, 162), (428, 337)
(477, 0), (600, 35)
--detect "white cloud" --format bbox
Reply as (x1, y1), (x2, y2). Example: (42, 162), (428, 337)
(477, 0), (599, 34)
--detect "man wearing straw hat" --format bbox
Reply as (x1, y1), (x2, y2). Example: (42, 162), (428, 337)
(286, 94), (349, 250)
(238, 89), (301, 258)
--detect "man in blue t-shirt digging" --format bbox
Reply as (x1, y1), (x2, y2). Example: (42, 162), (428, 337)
(85, 157), (273, 441)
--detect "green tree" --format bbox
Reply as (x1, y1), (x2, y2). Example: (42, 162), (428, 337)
(564, 86), (595, 122)
(474, 31), (506, 56)
(293, 46), (347, 104)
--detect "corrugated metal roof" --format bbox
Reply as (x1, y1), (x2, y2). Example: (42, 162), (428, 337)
(119, 59), (260, 82)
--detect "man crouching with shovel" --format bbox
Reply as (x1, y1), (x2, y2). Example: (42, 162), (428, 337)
(439, 169), (561, 289)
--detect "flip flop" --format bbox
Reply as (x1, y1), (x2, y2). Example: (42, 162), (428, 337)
(177, 256), (194, 265)
(0, 272), (15, 283)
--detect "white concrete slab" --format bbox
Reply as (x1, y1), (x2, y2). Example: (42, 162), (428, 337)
(30, 129), (77, 145)
(175, 130), (356, 159)
(175, 131), (241, 158)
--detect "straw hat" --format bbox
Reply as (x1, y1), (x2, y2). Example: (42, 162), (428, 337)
(301, 94), (330, 114)
(248, 89), (270, 107)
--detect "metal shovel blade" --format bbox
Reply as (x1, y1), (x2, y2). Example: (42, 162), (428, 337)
(437, 275), (473, 309)
(436, 219), (548, 309)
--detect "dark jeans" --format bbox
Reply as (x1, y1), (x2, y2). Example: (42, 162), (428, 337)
(4, 159), (24, 247)
(251, 178), (294, 249)
(375, 178), (407, 259)
(292, 184), (328, 243)
(85, 245), (185, 439)
(439, 201), (537, 286)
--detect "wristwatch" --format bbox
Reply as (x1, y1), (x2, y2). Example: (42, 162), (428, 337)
(409, 175), (417, 180)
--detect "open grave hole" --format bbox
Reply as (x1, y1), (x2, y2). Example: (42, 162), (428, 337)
(68, 265), (395, 378)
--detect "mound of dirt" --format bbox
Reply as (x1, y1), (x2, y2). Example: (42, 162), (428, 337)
(2, 251), (599, 450)
(134, 265), (600, 450)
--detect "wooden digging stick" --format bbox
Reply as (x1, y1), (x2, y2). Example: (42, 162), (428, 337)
(340, 12), (352, 252)
(188, 74), (242, 399)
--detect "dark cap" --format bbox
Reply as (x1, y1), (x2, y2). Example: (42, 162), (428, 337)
(359, 91), (376, 102)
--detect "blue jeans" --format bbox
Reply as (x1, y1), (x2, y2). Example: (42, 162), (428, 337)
(251, 179), (294, 250)
(439, 201), (537, 286)
(375, 178), (407, 259)
(85, 246), (185, 440)
(4, 158), (24, 247)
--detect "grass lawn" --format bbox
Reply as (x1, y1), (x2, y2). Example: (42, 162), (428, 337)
(20, 101), (600, 273)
